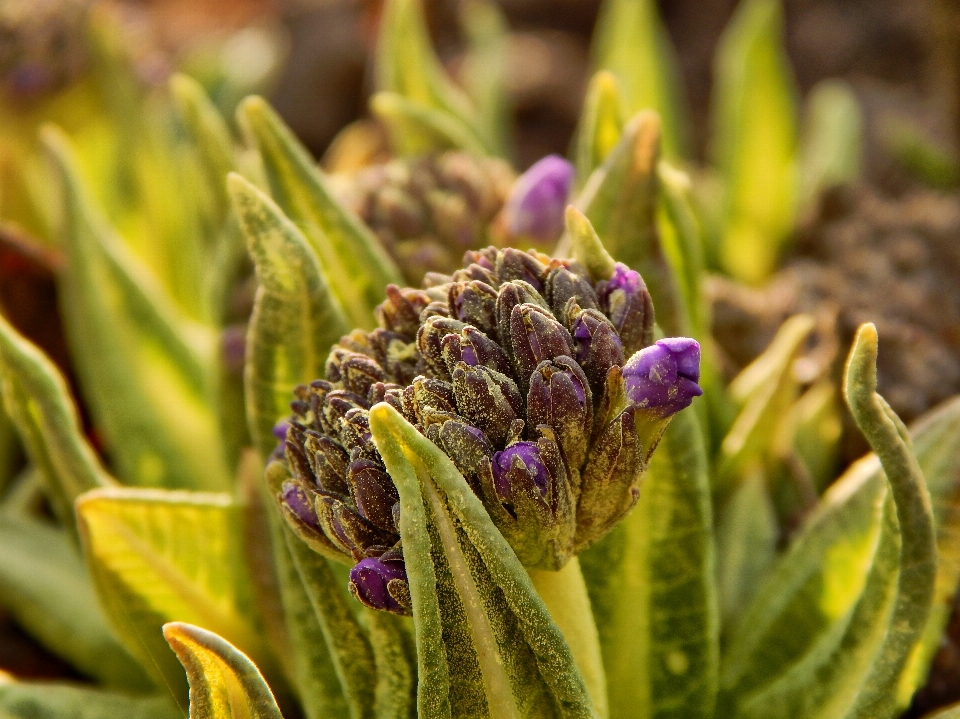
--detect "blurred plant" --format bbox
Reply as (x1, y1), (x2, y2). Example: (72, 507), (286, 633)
(0, 1), (958, 719)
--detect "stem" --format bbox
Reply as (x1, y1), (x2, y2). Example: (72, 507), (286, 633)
(528, 558), (608, 719)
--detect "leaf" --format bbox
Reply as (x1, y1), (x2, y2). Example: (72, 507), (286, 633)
(164, 622), (283, 719)
(76, 487), (266, 710)
(715, 469), (777, 630)
(237, 96), (403, 329)
(842, 324), (936, 718)
(0, 680), (179, 719)
(369, 93), (489, 158)
(283, 528), (378, 719)
(798, 79), (862, 214)
(375, 0), (495, 155)
(591, 0), (688, 158)
(711, 0), (797, 285)
(580, 407), (719, 719)
(228, 173), (350, 458)
(365, 610), (417, 719)
(459, 0), (510, 156)
(572, 71), (625, 187)
(0, 514), (151, 690)
(925, 704), (960, 719)
(369, 402), (596, 719)
(572, 112), (686, 335)
(0, 311), (111, 530)
(564, 207), (616, 282)
(41, 127), (230, 492)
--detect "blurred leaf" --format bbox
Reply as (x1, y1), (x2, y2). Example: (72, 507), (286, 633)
(572, 71), (625, 187)
(883, 118), (960, 189)
(711, 0), (797, 285)
(376, 0), (496, 155)
(657, 163), (705, 335)
(76, 487), (265, 710)
(718, 314), (815, 491)
(581, 408), (718, 719)
(715, 468), (778, 630)
(0, 680), (179, 719)
(0, 514), (151, 690)
(925, 704), (960, 719)
(369, 403), (595, 719)
(370, 92), (490, 157)
(460, 0), (511, 156)
(565, 206), (617, 282)
(238, 97), (403, 329)
(283, 529), (378, 719)
(591, 0), (688, 158)
(791, 381), (842, 494)
(228, 173), (351, 458)
(572, 112), (686, 334)
(42, 128), (230, 492)
(798, 80), (862, 214)
(0, 312), (111, 530)
(164, 622), (283, 719)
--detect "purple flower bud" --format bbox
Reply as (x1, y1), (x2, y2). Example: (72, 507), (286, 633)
(509, 304), (574, 388)
(271, 421), (290, 459)
(349, 555), (411, 615)
(503, 155), (574, 244)
(451, 364), (523, 447)
(491, 442), (552, 502)
(570, 309), (625, 396)
(598, 263), (655, 355)
(441, 327), (511, 376)
(449, 281), (499, 338)
(622, 338), (703, 417)
(281, 481), (321, 530)
(527, 358), (592, 470)
(375, 285), (432, 337)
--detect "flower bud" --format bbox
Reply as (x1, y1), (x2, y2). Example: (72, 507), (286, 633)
(509, 304), (575, 388)
(495, 248), (550, 291)
(501, 155), (574, 245)
(598, 263), (655, 355)
(417, 316), (467, 380)
(491, 441), (550, 503)
(545, 266), (599, 318)
(348, 459), (400, 533)
(622, 337), (702, 418)
(281, 480), (321, 531)
(349, 553), (411, 616)
(440, 326), (511, 376)
(410, 376), (458, 425)
(570, 308), (625, 397)
(451, 363), (523, 447)
(527, 357), (592, 471)
(449, 281), (499, 338)
(375, 285), (432, 337)
(303, 431), (350, 495)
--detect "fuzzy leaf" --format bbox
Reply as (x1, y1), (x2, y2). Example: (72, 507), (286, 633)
(572, 71), (625, 187)
(369, 402), (596, 719)
(711, 0), (797, 284)
(0, 514), (151, 690)
(238, 97), (403, 329)
(76, 487), (265, 710)
(0, 312), (111, 530)
(370, 92), (490, 157)
(580, 407), (718, 719)
(228, 173), (350, 458)
(564, 206), (617, 282)
(366, 608), (418, 719)
(164, 622), (283, 719)
(0, 681), (179, 719)
(41, 127), (230, 491)
(572, 112), (686, 335)
(591, 0), (687, 158)
(375, 0), (495, 155)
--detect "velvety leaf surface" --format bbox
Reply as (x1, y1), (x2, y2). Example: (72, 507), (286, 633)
(42, 127), (229, 491)
(164, 622), (283, 719)
(238, 97), (403, 329)
(710, 0), (797, 284)
(228, 173), (350, 458)
(0, 514), (151, 690)
(0, 681), (179, 719)
(369, 403), (596, 719)
(580, 408), (718, 719)
(76, 487), (264, 710)
(0, 312), (110, 529)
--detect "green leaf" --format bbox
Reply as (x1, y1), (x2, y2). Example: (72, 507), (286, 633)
(76, 487), (266, 710)
(375, 0), (495, 155)
(656, 163), (705, 336)
(591, 0), (688, 158)
(365, 610), (417, 719)
(369, 402), (596, 719)
(0, 312), (111, 530)
(711, 0), (797, 284)
(564, 207), (617, 282)
(237, 96), (403, 329)
(715, 469), (777, 630)
(228, 172), (351, 458)
(572, 112), (686, 335)
(41, 127), (230, 492)
(842, 324), (936, 718)
(580, 407), (718, 719)
(0, 514), (151, 690)
(572, 71), (625, 187)
(283, 528), (378, 719)
(369, 93), (489, 158)
(164, 622), (283, 719)
(459, 0), (510, 156)
(798, 79), (862, 214)
(0, 681), (179, 719)
(925, 704), (960, 719)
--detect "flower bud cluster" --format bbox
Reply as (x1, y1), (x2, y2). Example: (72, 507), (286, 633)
(272, 247), (701, 614)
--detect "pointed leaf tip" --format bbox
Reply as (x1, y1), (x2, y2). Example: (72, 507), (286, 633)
(564, 206), (616, 282)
